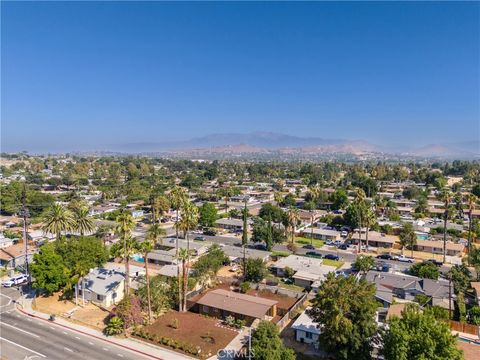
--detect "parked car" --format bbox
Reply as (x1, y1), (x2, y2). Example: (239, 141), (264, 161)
(2, 274), (28, 287)
(203, 229), (217, 236)
(376, 254), (393, 260)
(427, 259), (443, 267)
(306, 251), (322, 258)
(253, 244), (267, 251)
(194, 236), (206, 241)
(394, 255), (414, 263)
(340, 231), (348, 237)
(324, 254), (340, 261)
(302, 244), (315, 250)
(375, 262), (391, 272)
(334, 240), (343, 246)
(338, 244), (348, 250)
(325, 240), (334, 246)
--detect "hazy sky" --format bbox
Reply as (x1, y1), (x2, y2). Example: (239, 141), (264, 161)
(2, 1), (479, 152)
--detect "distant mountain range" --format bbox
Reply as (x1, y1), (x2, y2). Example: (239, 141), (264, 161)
(112, 132), (479, 159)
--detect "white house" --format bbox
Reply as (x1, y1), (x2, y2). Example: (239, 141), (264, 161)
(78, 268), (125, 308)
(291, 308), (320, 347)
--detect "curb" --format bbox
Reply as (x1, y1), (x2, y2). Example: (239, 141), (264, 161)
(16, 305), (165, 360)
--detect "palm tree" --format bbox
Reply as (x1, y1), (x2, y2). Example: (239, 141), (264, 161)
(364, 206), (376, 251)
(176, 248), (194, 312)
(242, 201), (249, 278)
(111, 235), (139, 297)
(440, 190), (453, 264)
(73, 206), (95, 236)
(146, 223), (166, 246)
(42, 203), (75, 240)
(399, 222), (416, 257)
(467, 193), (478, 257)
(176, 202), (199, 312)
(287, 207), (300, 244)
(115, 212), (135, 295)
(137, 239), (154, 323)
(168, 186), (188, 256)
(151, 195), (170, 223)
(353, 189), (367, 253)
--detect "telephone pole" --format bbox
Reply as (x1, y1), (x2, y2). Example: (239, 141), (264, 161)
(21, 183), (31, 284)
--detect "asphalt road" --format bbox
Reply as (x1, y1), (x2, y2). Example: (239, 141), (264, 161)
(0, 288), (151, 360)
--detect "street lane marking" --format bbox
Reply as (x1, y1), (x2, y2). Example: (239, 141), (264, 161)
(75, 336), (80, 340)
(88, 341), (93, 345)
(0, 321), (40, 338)
(117, 354), (124, 357)
(49, 326), (55, 330)
(63, 331), (68, 335)
(0, 336), (46, 357)
(103, 347), (109, 351)
(64, 347), (73, 352)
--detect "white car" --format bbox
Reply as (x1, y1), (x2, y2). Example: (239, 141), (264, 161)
(2, 274), (28, 287)
(394, 255), (414, 263)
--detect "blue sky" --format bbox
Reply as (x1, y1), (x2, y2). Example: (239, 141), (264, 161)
(2, 1), (479, 152)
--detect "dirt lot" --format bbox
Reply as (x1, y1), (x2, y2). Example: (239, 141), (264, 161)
(33, 292), (110, 330)
(144, 310), (238, 358)
(246, 289), (297, 311)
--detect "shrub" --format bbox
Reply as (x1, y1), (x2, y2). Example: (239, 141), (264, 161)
(224, 315), (236, 327)
(239, 282), (251, 294)
(105, 316), (124, 335)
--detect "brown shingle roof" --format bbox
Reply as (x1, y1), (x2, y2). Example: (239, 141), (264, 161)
(196, 289), (277, 319)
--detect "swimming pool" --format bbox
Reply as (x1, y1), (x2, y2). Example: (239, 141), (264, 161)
(131, 254), (145, 263)
(417, 234), (429, 240)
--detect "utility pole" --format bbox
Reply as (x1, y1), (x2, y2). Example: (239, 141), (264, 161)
(248, 326), (252, 360)
(448, 274), (452, 320)
(21, 183), (31, 285)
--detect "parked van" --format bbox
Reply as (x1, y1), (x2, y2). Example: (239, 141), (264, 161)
(2, 274), (28, 287)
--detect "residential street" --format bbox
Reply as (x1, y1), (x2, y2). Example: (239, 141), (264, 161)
(0, 288), (161, 360)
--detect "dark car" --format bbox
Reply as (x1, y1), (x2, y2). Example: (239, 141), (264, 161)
(203, 229), (217, 236)
(194, 236), (206, 241)
(254, 244), (267, 251)
(324, 254), (340, 261)
(427, 259), (443, 267)
(338, 244), (348, 250)
(376, 254), (393, 260)
(306, 251), (322, 258)
(302, 244), (315, 250)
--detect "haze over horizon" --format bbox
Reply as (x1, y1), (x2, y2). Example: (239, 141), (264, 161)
(2, 2), (479, 153)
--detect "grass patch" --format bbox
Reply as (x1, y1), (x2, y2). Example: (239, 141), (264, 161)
(278, 281), (305, 292)
(322, 259), (344, 269)
(294, 237), (325, 248)
(271, 251), (290, 257)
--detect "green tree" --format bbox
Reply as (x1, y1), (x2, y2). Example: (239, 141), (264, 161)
(137, 238), (155, 323)
(465, 246), (480, 280)
(115, 211), (136, 295)
(330, 189), (349, 210)
(31, 243), (68, 294)
(286, 207), (300, 244)
(198, 202), (218, 228)
(251, 321), (295, 360)
(447, 264), (471, 294)
(409, 261), (440, 279)
(440, 190), (453, 264)
(137, 275), (174, 315)
(353, 255), (375, 275)
(146, 223), (166, 246)
(382, 304), (463, 360)
(72, 206), (95, 236)
(399, 222), (416, 256)
(308, 273), (378, 360)
(258, 203), (286, 223)
(151, 195), (170, 223)
(42, 203), (75, 240)
(245, 258), (267, 283)
(467, 306), (480, 325)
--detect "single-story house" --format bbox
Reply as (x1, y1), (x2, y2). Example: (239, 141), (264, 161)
(291, 308), (320, 348)
(222, 245), (271, 263)
(0, 243), (36, 269)
(350, 231), (398, 249)
(414, 239), (465, 256)
(195, 289), (277, 324)
(0, 236), (15, 249)
(215, 218), (252, 231)
(471, 282), (480, 305)
(77, 268), (125, 308)
(301, 227), (341, 241)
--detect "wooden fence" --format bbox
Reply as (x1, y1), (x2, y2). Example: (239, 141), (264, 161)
(450, 320), (479, 336)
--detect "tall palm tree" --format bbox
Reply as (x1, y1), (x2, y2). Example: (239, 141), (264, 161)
(137, 239), (154, 323)
(111, 235), (138, 297)
(115, 212), (135, 295)
(176, 248), (194, 312)
(146, 223), (166, 246)
(151, 195), (170, 223)
(168, 186), (188, 256)
(73, 206), (95, 236)
(353, 189), (367, 253)
(242, 201), (249, 278)
(467, 193), (478, 257)
(42, 203), (75, 240)
(440, 190), (453, 264)
(364, 206), (376, 251)
(177, 202), (199, 312)
(287, 207), (300, 244)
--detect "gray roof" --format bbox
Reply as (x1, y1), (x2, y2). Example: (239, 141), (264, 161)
(82, 268), (124, 296)
(222, 245), (270, 261)
(291, 308), (321, 335)
(272, 255), (337, 277)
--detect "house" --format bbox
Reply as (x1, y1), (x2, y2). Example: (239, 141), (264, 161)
(301, 227), (341, 241)
(471, 282), (480, 305)
(291, 308), (320, 348)
(297, 210), (326, 224)
(414, 239), (465, 256)
(0, 235), (15, 249)
(78, 268), (125, 308)
(195, 289), (277, 324)
(350, 231), (398, 249)
(131, 209), (144, 219)
(215, 218), (252, 231)
(28, 230), (55, 244)
(0, 243), (36, 269)
(271, 255), (336, 289)
(366, 271), (453, 309)
(222, 245), (271, 263)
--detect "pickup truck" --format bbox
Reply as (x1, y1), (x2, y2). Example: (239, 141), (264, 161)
(394, 255), (414, 263)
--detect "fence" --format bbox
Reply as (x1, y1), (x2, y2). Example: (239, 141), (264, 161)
(276, 292), (308, 330)
(450, 320), (479, 336)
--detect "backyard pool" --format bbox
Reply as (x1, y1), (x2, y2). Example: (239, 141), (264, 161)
(417, 234), (429, 240)
(131, 254), (145, 263)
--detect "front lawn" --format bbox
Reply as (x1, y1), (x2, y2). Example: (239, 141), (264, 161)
(294, 237), (325, 248)
(322, 259), (344, 269)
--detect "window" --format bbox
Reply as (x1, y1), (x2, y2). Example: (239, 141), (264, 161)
(97, 294), (104, 301)
(305, 332), (313, 339)
(203, 305), (209, 313)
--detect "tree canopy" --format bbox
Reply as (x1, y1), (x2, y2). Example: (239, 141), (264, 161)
(251, 320), (295, 360)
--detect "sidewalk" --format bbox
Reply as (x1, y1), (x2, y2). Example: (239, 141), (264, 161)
(16, 291), (194, 360)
